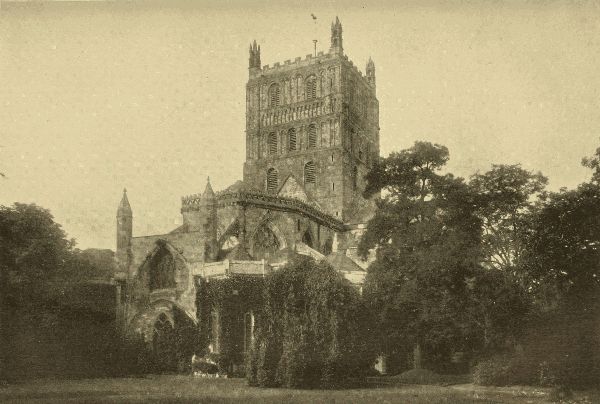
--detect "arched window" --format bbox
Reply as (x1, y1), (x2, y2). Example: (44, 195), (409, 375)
(305, 75), (317, 100)
(352, 166), (358, 190)
(269, 83), (280, 107)
(308, 124), (317, 149)
(295, 75), (303, 101)
(267, 168), (278, 193)
(153, 313), (176, 371)
(288, 128), (297, 151)
(302, 230), (313, 248)
(304, 161), (316, 184)
(268, 132), (277, 155)
(148, 244), (176, 291)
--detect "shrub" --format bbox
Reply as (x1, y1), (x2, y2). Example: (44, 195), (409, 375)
(473, 355), (513, 386)
(246, 256), (376, 388)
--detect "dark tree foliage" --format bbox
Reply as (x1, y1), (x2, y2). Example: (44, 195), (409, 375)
(521, 182), (600, 305)
(247, 256), (375, 388)
(581, 145), (600, 185)
(474, 150), (600, 389)
(470, 164), (547, 273)
(359, 142), (523, 373)
(0, 203), (119, 381)
(0, 203), (74, 291)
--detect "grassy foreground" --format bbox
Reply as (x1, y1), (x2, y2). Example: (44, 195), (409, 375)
(0, 374), (574, 403)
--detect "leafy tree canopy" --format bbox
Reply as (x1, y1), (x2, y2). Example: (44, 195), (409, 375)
(470, 164), (548, 272)
(360, 142), (487, 371)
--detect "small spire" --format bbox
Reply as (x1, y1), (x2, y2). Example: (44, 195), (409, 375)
(117, 187), (132, 217)
(202, 176), (215, 199)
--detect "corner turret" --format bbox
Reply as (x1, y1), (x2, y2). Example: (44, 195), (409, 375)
(366, 57), (376, 90)
(249, 40), (261, 76)
(201, 177), (218, 261)
(116, 188), (132, 267)
(330, 17), (343, 55)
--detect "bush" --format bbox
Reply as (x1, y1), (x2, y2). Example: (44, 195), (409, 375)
(473, 355), (513, 386)
(394, 368), (471, 385)
(246, 256), (376, 388)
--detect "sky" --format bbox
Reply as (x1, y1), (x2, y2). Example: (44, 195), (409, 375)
(1, 0), (599, 250)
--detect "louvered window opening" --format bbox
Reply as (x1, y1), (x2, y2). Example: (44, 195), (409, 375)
(269, 84), (280, 107)
(304, 161), (316, 184)
(268, 132), (277, 155)
(288, 128), (297, 151)
(306, 77), (317, 100)
(267, 168), (278, 193)
(308, 124), (317, 149)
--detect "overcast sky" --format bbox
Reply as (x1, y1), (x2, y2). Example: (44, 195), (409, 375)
(1, 1), (599, 250)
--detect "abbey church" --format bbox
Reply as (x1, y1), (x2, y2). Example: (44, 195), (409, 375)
(114, 18), (380, 367)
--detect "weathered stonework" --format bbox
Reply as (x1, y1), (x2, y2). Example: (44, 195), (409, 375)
(114, 18), (379, 359)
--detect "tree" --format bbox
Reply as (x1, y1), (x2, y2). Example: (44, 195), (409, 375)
(470, 164), (547, 273)
(360, 142), (484, 373)
(0, 203), (76, 381)
(521, 183), (600, 303)
(0, 203), (75, 299)
(582, 145), (600, 184)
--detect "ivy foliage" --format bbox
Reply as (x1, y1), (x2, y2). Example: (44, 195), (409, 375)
(196, 276), (265, 374)
(247, 256), (375, 388)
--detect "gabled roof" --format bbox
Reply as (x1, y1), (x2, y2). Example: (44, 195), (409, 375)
(325, 251), (365, 273)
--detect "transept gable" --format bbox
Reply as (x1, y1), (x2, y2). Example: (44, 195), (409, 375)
(277, 174), (309, 202)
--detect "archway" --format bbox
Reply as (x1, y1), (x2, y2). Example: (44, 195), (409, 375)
(147, 243), (176, 291)
(152, 313), (176, 372)
(302, 230), (314, 248)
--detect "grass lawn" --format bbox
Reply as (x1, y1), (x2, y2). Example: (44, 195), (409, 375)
(0, 374), (575, 403)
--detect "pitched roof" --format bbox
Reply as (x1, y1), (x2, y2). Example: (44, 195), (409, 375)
(325, 251), (365, 273)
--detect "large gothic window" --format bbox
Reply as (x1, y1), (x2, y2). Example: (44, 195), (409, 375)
(268, 132), (277, 155)
(308, 124), (317, 149)
(288, 128), (297, 151)
(305, 75), (317, 100)
(266, 168), (278, 193)
(304, 161), (316, 184)
(251, 223), (281, 259)
(148, 244), (176, 291)
(269, 83), (280, 107)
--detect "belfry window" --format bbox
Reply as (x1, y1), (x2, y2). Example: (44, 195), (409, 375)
(304, 161), (316, 184)
(305, 76), (317, 100)
(269, 83), (280, 107)
(288, 128), (297, 151)
(268, 132), (277, 155)
(308, 124), (317, 149)
(267, 168), (278, 193)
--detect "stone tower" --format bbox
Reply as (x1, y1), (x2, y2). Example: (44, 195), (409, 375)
(116, 188), (132, 266)
(243, 17), (380, 222)
(201, 178), (218, 262)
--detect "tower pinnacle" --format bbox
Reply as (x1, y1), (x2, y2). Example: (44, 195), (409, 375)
(366, 57), (376, 89)
(249, 40), (261, 73)
(329, 16), (343, 55)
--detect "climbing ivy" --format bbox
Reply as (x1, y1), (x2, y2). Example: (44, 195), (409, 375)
(196, 276), (265, 374)
(246, 256), (376, 388)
